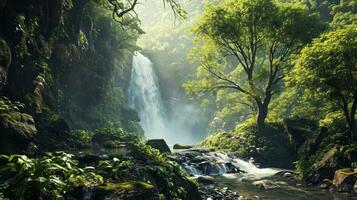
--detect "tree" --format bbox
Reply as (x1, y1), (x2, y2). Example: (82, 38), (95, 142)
(185, 0), (324, 129)
(292, 24), (357, 141)
(107, 0), (186, 22)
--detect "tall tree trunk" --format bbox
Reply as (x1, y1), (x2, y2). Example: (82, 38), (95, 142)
(341, 96), (356, 142)
(257, 102), (268, 130)
(256, 90), (272, 130)
(351, 116), (356, 141)
(350, 97), (356, 141)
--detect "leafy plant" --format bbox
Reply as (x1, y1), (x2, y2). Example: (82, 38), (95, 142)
(0, 152), (103, 200)
(0, 97), (25, 113)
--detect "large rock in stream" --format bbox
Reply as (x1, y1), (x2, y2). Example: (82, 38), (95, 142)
(173, 143), (193, 150)
(333, 168), (357, 192)
(170, 149), (242, 176)
(146, 139), (171, 153)
(0, 112), (37, 153)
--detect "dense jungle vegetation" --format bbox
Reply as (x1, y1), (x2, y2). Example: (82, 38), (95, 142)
(0, 0), (356, 199)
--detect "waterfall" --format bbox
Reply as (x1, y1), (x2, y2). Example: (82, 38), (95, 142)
(127, 52), (168, 139)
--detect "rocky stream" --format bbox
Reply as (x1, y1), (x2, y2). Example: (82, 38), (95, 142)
(167, 147), (357, 200)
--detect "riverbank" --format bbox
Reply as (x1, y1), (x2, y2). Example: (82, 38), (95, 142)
(1, 128), (357, 200)
(168, 146), (357, 200)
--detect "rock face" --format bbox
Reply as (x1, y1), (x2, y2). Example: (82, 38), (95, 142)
(333, 168), (357, 192)
(0, 112), (37, 153)
(146, 139), (171, 153)
(308, 146), (340, 183)
(0, 37), (11, 90)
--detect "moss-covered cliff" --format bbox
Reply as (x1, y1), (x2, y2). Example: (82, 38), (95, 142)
(0, 0), (143, 153)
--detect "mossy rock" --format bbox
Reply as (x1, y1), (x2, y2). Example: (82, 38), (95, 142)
(0, 112), (37, 154)
(202, 122), (297, 168)
(94, 181), (158, 200)
(0, 37), (10, 88)
(333, 168), (357, 192)
(173, 144), (194, 150)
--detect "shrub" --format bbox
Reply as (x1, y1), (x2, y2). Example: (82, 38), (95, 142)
(0, 152), (103, 200)
(202, 119), (297, 168)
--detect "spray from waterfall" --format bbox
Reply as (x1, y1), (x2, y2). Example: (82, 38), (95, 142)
(127, 52), (207, 145)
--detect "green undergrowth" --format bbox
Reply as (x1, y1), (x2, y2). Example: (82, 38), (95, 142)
(0, 152), (103, 200)
(295, 132), (357, 181)
(0, 128), (199, 200)
(202, 119), (297, 168)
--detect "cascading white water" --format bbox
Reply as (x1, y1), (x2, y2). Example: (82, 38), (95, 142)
(127, 52), (168, 139)
(177, 150), (280, 179)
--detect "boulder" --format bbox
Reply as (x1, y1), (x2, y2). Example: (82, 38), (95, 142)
(253, 180), (280, 190)
(333, 168), (357, 193)
(319, 179), (332, 189)
(274, 170), (300, 181)
(92, 131), (124, 148)
(173, 144), (193, 150)
(193, 176), (215, 185)
(146, 139), (171, 153)
(225, 162), (241, 174)
(33, 118), (74, 151)
(76, 153), (101, 165)
(0, 112), (37, 153)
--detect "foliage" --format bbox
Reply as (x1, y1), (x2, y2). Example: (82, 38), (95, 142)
(202, 119), (297, 168)
(68, 129), (94, 147)
(291, 24), (357, 140)
(185, 0), (325, 128)
(0, 152), (103, 200)
(0, 97), (25, 113)
(91, 129), (196, 199)
(55, 1), (142, 132)
(295, 131), (357, 180)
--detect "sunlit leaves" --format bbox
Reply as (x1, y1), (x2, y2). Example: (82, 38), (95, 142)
(291, 24), (357, 136)
(186, 0), (324, 125)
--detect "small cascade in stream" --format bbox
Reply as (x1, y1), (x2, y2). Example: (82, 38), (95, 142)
(171, 150), (281, 179)
(127, 52), (168, 139)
